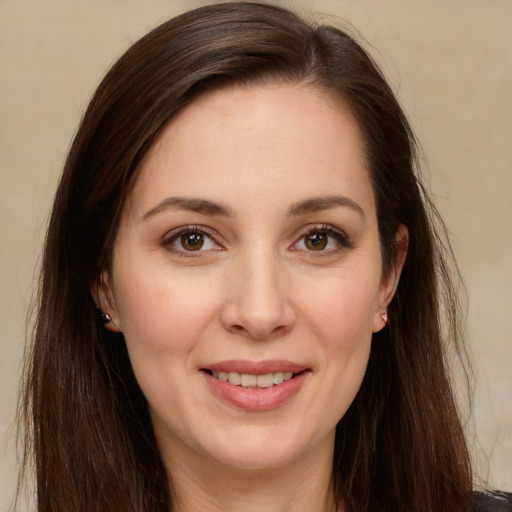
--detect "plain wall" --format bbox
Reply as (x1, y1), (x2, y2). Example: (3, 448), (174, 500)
(1, 0), (511, 508)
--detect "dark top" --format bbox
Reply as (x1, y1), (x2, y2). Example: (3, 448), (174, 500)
(473, 492), (512, 511)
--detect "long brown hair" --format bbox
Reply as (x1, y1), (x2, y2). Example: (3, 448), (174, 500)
(18, 2), (474, 511)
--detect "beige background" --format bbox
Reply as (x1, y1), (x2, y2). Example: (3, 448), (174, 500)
(1, 0), (510, 508)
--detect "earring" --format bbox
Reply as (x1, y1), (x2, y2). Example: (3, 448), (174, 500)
(100, 312), (112, 325)
(381, 312), (389, 324)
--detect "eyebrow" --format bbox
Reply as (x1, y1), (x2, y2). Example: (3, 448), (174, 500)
(141, 194), (365, 222)
(142, 196), (233, 221)
(288, 195), (365, 220)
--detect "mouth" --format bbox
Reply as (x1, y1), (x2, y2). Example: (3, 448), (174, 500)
(203, 369), (301, 389)
(200, 360), (310, 410)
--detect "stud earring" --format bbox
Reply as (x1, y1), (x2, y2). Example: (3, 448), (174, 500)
(100, 312), (112, 325)
(381, 312), (389, 324)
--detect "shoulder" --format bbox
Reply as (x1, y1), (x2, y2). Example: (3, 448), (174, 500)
(472, 491), (512, 512)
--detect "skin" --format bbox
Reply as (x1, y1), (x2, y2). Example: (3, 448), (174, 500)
(98, 85), (407, 512)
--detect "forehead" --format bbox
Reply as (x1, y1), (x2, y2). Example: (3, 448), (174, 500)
(125, 84), (374, 220)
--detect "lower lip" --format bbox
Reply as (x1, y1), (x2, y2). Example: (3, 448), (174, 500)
(203, 371), (310, 411)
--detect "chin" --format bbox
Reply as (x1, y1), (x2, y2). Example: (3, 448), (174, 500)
(197, 422), (332, 472)
(208, 444), (303, 472)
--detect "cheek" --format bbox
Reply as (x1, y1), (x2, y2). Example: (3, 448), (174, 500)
(296, 271), (377, 410)
(299, 270), (380, 347)
(110, 266), (222, 427)
(112, 264), (219, 360)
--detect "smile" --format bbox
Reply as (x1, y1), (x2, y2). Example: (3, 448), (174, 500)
(202, 362), (310, 411)
(210, 371), (294, 388)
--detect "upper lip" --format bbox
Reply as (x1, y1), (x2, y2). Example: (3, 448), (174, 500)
(203, 360), (309, 375)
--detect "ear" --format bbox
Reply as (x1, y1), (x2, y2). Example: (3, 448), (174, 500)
(92, 271), (122, 333)
(372, 224), (409, 332)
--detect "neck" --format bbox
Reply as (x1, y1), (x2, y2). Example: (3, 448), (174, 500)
(161, 434), (339, 512)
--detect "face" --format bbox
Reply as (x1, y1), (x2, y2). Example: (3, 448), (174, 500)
(99, 85), (404, 473)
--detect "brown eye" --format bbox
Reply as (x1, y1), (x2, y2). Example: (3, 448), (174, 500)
(180, 232), (205, 251)
(293, 225), (352, 254)
(304, 232), (328, 251)
(164, 227), (220, 254)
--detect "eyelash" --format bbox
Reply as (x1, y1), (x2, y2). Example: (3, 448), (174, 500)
(293, 224), (353, 254)
(161, 224), (352, 256)
(162, 225), (221, 257)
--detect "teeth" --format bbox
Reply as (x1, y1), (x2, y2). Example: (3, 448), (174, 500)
(211, 370), (295, 388)
(227, 371), (240, 385)
(256, 373), (274, 388)
(273, 372), (284, 385)
(240, 374), (257, 387)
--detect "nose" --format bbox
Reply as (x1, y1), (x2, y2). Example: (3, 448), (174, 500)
(220, 250), (296, 340)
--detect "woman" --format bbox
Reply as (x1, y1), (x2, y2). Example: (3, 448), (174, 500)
(17, 2), (511, 511)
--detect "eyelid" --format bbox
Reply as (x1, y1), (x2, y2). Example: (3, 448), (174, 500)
(291, 224), (353, 252)
(162, 225), (224, 255)
(161, 223), (352, 257)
